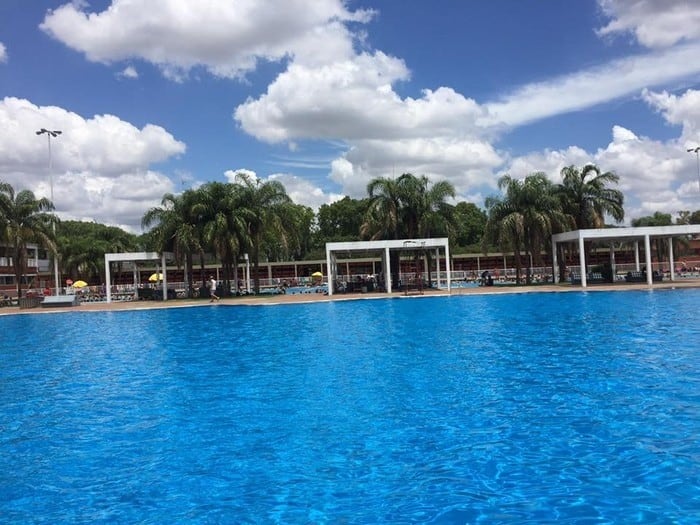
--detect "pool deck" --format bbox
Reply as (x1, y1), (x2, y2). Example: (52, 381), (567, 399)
(2, 277), (700, 315)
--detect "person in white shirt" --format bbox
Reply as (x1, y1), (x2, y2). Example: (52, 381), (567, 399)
(209, 276), (219, 302)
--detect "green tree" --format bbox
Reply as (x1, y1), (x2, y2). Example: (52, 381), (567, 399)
(58, 221), (138, 284)
(484, 173), (569, 284)
(0, 182), (57, 298)
(453, 202), (487, 248)
(632, 211), (674, 263)
(361, 176), (404, 241)
(557, 164), (624, 228)
(199, 182), (248, 294)
(233, 172), (292, 293)
(555, 164), (624, 278)
(142, 190), (204, 297)
(316, 197), (368, 244)
(266, 203), (315, 261)
(361, 173), (456, 287)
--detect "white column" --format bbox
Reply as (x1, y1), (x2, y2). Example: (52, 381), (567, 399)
(444, 241), (451, 292)
(434, 248), (440, 288)
(105, 258), (112, 303)
(245, 253), (251, 293)
(579, 236), (587, 287)
(385, 247), (392, 293)
(326, 246), (333, 296)
(552, 239), (559, 284)
(644, 235), (653, 286)
(635, 241), (640, 271)
(162, 253), (168, 301)
(669, 238), (675, 282)
(609, 244), (616, 282)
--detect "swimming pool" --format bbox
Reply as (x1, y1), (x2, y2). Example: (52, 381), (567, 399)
(2, 290), (699, 523)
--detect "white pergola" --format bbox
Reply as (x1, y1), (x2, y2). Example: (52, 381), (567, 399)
(325, 238), (451, 296)
(104, 252), (171, 302)
(552, 225), (700, 287)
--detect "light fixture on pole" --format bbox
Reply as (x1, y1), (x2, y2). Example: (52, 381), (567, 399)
(687, 146), (700, 192)
(36, 128), (62, 295)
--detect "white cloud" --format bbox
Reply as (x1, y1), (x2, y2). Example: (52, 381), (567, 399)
(596, 0), (700, 49)
(642, 88), (700, 144)
(483, 42), (700, 128)
(0, 97), (185, 231)
(234, 50), (498, 200)
(223, 168), (341, 211)
(40, 0), (374, 79)
(268, 172), (343, 210)
(0, 42), (7, 63)
(117, 65), (138, 79)
(224, 168), (257, 183)
(235, 52), (416, 142)
(504, 115), (700, 223)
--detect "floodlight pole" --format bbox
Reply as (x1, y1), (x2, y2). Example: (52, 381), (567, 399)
(688, 146), (700, 192)
(36, 128), (62, 295)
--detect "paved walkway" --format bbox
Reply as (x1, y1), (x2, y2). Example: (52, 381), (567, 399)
(2, 278), (699, 315)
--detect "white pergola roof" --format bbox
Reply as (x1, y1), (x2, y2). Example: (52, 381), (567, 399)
(325, 238), (451, 295)
(551, 225), (700, 287)
(104, 252), (172, 302)
(552, 224), (700, 243)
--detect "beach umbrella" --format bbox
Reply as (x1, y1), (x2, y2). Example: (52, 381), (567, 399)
(72, 280), (88, 288)
(148, 273), (163, 282)
(311, 271), (323, 278)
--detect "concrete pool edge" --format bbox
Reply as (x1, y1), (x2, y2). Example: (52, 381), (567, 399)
(2, 278), (700, 316)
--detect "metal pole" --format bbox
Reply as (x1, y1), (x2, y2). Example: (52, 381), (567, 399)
(37, 128), (62, 295)
(687, 146), (700, 192)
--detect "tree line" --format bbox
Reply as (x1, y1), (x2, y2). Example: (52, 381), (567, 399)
(2, 166), (700, 297)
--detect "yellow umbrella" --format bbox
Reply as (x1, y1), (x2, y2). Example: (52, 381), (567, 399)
(148, 273), (164, 282)
(311, 271), (323, 278)
(72, 280), (89, 288)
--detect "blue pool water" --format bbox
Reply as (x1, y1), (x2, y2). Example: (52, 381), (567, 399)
(2, 290), (700, 523)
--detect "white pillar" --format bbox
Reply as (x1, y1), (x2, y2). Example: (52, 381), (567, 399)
(434, 248), (440, 288)
(609, 244), (616, 282)
(385, 247), (392, 293)
(245, 253), (251, 293)
(644, 235), (653, 286)
(552, 238), (559, 284)
(445, 241), (451, 292)
(635, 241), (640, 271)
(162, 253), (168, 301)
(669, 238), (675, 282)
(579, 236), (587, 287)
(105, 258), (112, 303)
(326, 246), (333, 297)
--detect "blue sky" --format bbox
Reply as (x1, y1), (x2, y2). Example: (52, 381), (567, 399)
(2, 0), (700, 232)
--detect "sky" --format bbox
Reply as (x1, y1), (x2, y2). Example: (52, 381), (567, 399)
(2, 0), (700, 233)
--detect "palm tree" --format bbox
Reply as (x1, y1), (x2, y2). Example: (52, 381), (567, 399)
(557, 164), (624, 229)
(556, 164), (624, 278)
(142, 189), (202, 297)
(233, 173), (291, 293)
(360, 176), (404, 240)
(198, 182), (248, 295)
(398, 174), (456, 285)
(0, 182), (58, 298)
(483, 173), (568, 284)
(361, 173), (456, 287)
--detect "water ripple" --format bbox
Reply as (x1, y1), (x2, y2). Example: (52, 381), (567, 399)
(1, 290), (699, 523)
